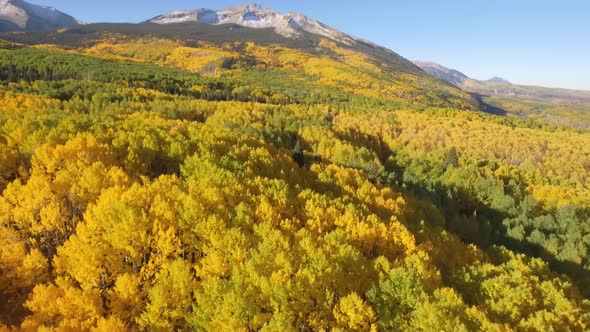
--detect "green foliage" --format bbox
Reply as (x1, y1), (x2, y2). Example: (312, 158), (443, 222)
(0, 47), (291, 104)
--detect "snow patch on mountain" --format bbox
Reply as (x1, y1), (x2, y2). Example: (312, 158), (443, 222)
(0, 0), (81, 32)
(148, 3), (368, 46)
(151, 10), (196, 24)
(0, 0), (28, 28)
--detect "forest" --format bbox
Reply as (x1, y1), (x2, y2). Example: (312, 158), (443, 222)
(0, 33), (590, 331)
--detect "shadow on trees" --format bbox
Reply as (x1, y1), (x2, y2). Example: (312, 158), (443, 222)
(401, 177), (590, 298)
(471, 92), (508, 116)
(329, 128), (590, 297)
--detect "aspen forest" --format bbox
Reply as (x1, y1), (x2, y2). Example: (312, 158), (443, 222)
(0, 21), (589, 331)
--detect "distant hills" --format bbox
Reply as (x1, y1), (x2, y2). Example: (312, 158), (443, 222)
(0, 0), (81, 32)
(414, 60), (512, 87)
(414, 60), (590, 103)
(487, 77), (512, 85)
(413, 61), (472, 85)
(415, 60), (590, 129)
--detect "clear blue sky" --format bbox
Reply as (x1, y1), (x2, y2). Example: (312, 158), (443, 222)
(30, 0), (590, 90)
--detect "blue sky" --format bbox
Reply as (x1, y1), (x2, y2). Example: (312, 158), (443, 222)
(30, 0), (590, 90)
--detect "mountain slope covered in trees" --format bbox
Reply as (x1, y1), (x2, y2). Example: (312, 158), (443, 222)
(0, 10), (589, 331)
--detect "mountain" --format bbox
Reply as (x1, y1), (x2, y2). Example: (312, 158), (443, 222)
(487, 76), (511, 85)
(1, 3), (478, 111)
(413, 60), (470, 85)
(148, 3), (376, 48)
(0, 0), (81, 32)
(415, 61), (514, 86)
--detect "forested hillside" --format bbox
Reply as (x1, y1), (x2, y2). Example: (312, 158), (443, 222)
(0, 25), (589, 331)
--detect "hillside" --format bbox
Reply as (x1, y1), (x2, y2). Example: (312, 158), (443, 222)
(416, 60), (590, 129)
(0, 16), (478, 107)
(414, 60), (471, 85)
(0, 4), (590, 331)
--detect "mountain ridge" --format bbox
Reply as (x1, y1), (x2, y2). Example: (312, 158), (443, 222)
(147, 3), (379, 49)
(413, 60), (471, 85)
(414, 60), (512, 86)
(414, 60), (590, 97)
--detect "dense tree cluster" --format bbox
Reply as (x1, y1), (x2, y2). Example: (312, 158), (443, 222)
(0, 38), (589, 330)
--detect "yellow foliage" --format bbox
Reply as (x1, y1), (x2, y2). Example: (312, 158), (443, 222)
(0, 40), (589, 330)
(78, 37), (235, 75)
(333, 293), (378, 331)
(22, 277), (103, 330)
(91, 317), (128, 332)
(527, 184), (590, 209)
(394, 109), (590, 184)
